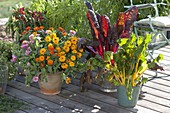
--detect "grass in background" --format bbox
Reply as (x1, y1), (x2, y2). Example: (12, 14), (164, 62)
(0, 0), (31, 18)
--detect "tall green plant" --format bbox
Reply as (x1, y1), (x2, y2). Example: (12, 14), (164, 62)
(30, 0), (124, 38)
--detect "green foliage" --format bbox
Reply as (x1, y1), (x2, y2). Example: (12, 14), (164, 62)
(0, 95), (29, 113)
(105, 33), (163, 100)
(0, 41), (18, 80)
(30, 0), (124, 38)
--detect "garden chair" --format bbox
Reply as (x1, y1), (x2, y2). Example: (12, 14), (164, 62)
(124, 0), (170, 77)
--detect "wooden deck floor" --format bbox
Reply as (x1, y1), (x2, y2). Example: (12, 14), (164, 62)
(5, 45), (170, 113)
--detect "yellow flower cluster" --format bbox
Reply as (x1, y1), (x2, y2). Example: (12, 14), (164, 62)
(34, 27), (84, 71)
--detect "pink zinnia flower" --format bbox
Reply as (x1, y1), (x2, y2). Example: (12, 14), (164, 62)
(11, 55), (17, 62)
(70, 30), (76, 36)
(27, 62), (30, 66)
(29, 34), (34, 44)
(32, 76), (38, 82)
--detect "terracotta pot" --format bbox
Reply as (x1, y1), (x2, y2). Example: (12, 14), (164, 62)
(38, 72), (62, 95)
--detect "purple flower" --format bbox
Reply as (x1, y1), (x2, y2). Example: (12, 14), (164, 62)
(29, 34), (35, 44)
(11, 55), (17, 62)
(25, 47), (31, 56)
(27, 62), (30, 66)
(32, 76), (38, 82)
(70, 30), (76, 36)
(21, 40), (29, 49)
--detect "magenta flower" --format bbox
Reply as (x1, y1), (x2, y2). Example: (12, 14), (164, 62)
(32, 76), (38, 82)
(70, 30), (76, 36)
(21, 40), (29, 49)
(11, 55), (17, 62)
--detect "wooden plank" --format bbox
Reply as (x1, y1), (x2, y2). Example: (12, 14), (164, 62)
(63, 83), (160, 113)
(139, 93), (170, 108)
(8, 80), (106, 113)
(144, 70), (170, 81)
(6, 85), (71, 113)
(137, 99), (170, 113)
(144, 81), (170, 93)
(143, 74), (170, 87)
(142, 86), (170, 100)
(154, 50), (170, 57)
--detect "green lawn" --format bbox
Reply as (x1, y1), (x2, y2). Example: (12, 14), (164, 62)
(0, 0), (31, 18)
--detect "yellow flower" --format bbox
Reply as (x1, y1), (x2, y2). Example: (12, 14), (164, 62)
(65, 77), (71, 84)
(70, 55), (76, 61)
(56, 47), (61, 53)
(77, 52), (82, 58)
(64, 40), (71, 47)
(63, 46), (70, 53)
(71, 44), (77, 50)
(48, 43), (54, 51)
(53, 37), (59, 44)
(79, 49), (84, 52)
(45, 36), (51, 42)
(69, 61), (75, 67)
(72, 50), (77, 54)
(49, 27), (54, 31)
(39, 56), (45, 61)
(33, 32), (37, 36)
(39, 48), (46, 55)
(70, 36), (78, 44)
(59, 56), (66, 62)
(61, 63), (68, 69)
(46, 56), (50, 60)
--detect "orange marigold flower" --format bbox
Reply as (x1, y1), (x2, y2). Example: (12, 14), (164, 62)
(59, 56), (66, 62)
(56, 47), (61, 52)
(62, 32), (67, 36)
(35, 58), (39, 62)
(61, 63), (68, 69)
(71, 55), (76, 61)
(63, 46), (70, 53)
(48, 43), (54, 51)
(65, 77), (71, 84)
(39, 48), (46, 55)
(39, 56), (45, 61)
(58, 27), (64, 32)
(66, 59), (71, 63)
(39, 26), (44, 30)
(49, 27), (54, 31)
(47, 60), (54, 65)
(45, 36), (51, 42)
(26, 26), (31, 31)
(22, 30), (27, 35)
(50, 50), (55, 55)
(77, 52), (82, 58)
(34, 27), (40, 31)
(69, 61), (75, 67)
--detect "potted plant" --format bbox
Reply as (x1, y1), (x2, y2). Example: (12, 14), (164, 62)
(105, 33), (164, 107)
(12, 26), (84, 95)
(78, 1), (138, 92)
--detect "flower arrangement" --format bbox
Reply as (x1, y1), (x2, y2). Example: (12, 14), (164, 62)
(13, 26), (84, 85)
